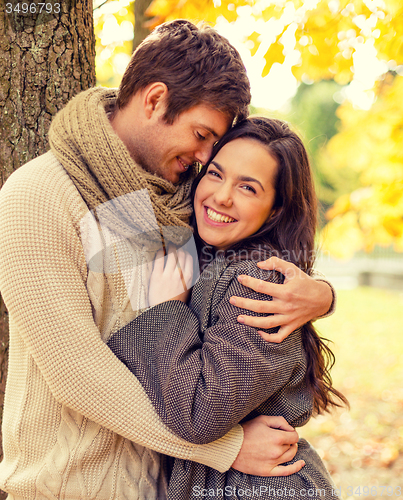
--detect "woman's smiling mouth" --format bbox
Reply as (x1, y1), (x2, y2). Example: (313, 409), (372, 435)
(205, 207), (237, 224)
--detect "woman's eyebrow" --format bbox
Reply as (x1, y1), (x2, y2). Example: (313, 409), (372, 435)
(239, 175), (265, 192)
(210, 161), (265, 191)
(211, 160), (224, 172)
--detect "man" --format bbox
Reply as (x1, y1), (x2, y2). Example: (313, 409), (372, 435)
(0, 20), (334, 499)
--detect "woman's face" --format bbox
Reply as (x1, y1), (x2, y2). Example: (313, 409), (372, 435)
(194, 137), (278, 251)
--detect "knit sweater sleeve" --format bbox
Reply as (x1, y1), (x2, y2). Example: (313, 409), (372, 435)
(0, 158), (243, 473)
(107, 260), (306, 445)
(311, 270), (337, 319)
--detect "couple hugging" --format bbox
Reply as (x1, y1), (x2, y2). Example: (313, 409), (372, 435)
(0, 19), (346, 500)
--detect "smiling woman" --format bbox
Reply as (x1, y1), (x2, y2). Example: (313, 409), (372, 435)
(107, 116), (347, 499)
(194, 137), (278, 251)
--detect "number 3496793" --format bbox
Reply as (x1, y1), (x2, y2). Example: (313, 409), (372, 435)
(5, 3), (61, 15)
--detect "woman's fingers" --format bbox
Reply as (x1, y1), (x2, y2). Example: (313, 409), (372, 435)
(164, 246), (178, 274)
(175, 248), (193, 290)
(182, 250), (194, 289)
(152, 248), (165, 273)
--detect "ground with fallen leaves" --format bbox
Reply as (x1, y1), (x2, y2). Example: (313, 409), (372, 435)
(301, 286), (403, 499)
(0, 287), (401, 499)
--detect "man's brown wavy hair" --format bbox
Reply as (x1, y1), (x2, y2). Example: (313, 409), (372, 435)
(116, 19), (251, 125)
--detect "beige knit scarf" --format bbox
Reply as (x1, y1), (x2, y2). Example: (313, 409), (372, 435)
(48, 87), (197, 246)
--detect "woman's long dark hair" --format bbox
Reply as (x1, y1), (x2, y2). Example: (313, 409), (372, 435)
(190, 116), (348, 415)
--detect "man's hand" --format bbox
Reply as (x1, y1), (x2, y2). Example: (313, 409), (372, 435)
(231, 415), (305, 477)
(230, 256), (333, 343)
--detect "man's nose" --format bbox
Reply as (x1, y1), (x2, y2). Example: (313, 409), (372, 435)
(195, 145), (213, 166)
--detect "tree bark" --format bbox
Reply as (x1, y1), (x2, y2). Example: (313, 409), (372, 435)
(0, 1), (95, 492)
(0, 0), (95, 183)
(133, 0), (153, 52)
(0, 297), (8, 472)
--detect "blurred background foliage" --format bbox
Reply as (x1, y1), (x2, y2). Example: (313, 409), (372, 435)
(94, 0), (403, 260)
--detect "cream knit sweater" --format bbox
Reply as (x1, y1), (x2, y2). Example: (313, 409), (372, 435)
(0, 151), (243, 500)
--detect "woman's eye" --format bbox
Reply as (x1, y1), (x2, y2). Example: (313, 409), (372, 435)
(207, 169), (221, 178)
(241, 184), (256, 193)
(196, 132), (207, 141)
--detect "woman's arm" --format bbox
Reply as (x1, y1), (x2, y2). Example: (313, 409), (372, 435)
(107, 260), (306, 445)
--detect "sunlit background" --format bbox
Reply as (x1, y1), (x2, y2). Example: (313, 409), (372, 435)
(93, 0), (403, 257)
(93, 0), (398, 111)
(92, 1), (403, 495)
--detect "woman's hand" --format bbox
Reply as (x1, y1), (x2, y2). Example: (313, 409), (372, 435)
(148, 247), (193, 307)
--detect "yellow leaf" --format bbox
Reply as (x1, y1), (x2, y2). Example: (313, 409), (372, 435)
(261, 5), (282, 22)
(321, 213), (365, 260)
(262, 42), (285, 78)
(326, 194), (351, 220)
(247, 31), (261, 57)
(383, 217), (403, 238)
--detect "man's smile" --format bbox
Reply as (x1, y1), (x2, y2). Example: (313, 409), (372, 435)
(177, 157), (190, 171)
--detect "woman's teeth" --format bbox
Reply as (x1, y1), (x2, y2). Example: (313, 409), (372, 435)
(207, 208), (235, 223)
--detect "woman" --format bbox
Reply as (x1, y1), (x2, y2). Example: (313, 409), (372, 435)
(107, 117), (347, 498)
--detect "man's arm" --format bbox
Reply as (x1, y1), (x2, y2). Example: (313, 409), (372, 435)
(0, 163), (238, 473)
(108, 261), (308, 475)
(0, 161), (299, 475)
(230, 256), (335, 343)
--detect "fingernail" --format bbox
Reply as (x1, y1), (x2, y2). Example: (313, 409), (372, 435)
(237, 316), (245, 323)
(230, 297), (236, 305)
(237, 275), (244, 283)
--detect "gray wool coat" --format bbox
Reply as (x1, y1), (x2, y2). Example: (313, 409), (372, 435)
(107, 257), (339, 500)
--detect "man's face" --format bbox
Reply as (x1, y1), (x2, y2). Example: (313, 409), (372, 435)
(128, 104), (232, 184)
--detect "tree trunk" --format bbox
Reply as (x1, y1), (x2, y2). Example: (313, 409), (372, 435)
(133, 0), (153, 52)
(0, 1), (95, 494)
(0, 297), (8, 476)
(0, 0), (95, 182)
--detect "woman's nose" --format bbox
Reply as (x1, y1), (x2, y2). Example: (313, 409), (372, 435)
(214, 183), (233, 207)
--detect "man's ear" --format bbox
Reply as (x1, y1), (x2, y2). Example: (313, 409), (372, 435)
(143, 82), (168, 119)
